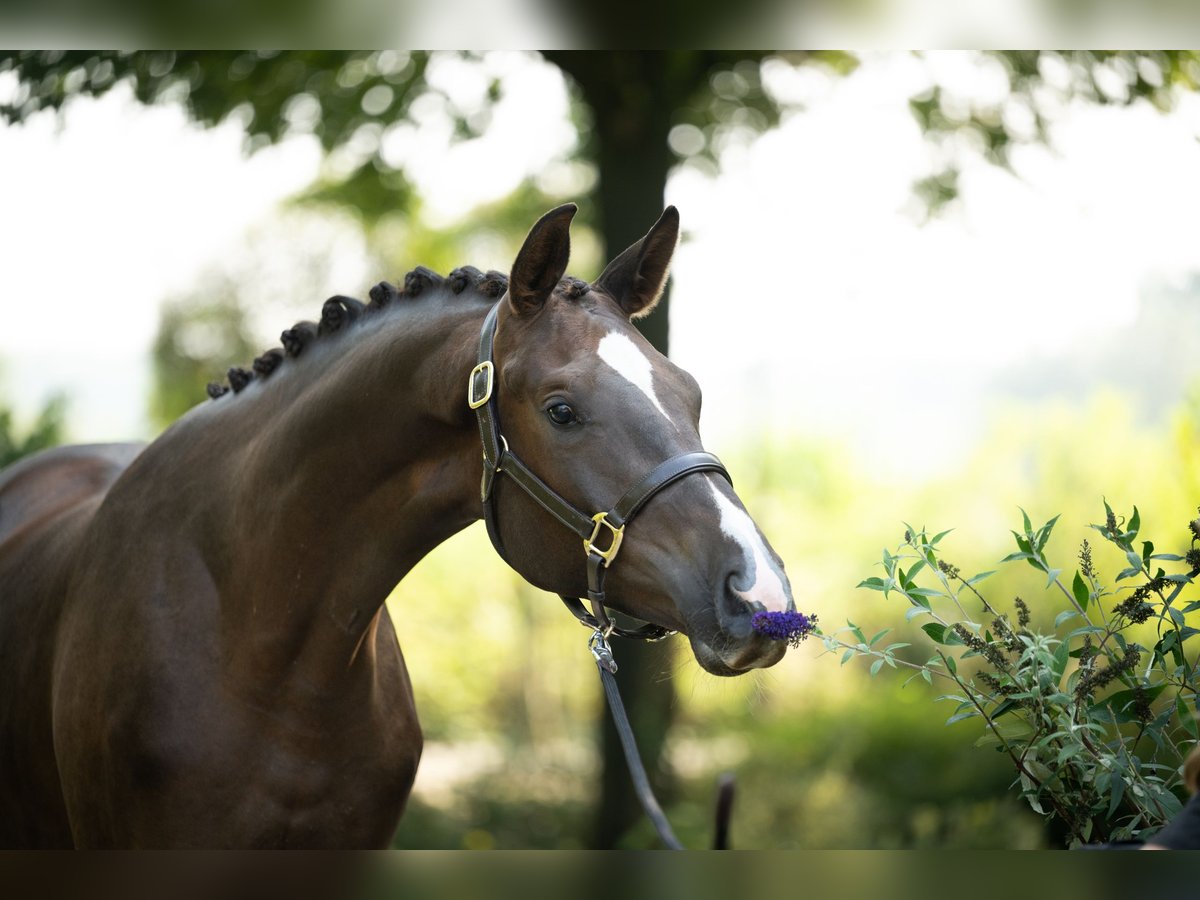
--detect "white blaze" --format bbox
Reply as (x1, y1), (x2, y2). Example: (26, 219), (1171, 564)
(596, 331), (673, 424)
(708, 481), (789, 612)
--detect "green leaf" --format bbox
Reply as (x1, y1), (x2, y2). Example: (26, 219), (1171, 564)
(841, 649), (854, 665)
(966, 570), (996, 586)
(1097, 684), (1169, 724)
(1158, 632), (1185, 668)
(1045, 567), (1062, 588)
(1072, 570), (1090, 611)
(904, 606), (932, 622)
(1108, 772), (1126, 818)
(1020, 507), (1033, 536)
(922, 623), (947, 644)
(930, 529), (953, 546)
(945, 655), (957, 676)
(857, 577), (888, 592)
(870, 658), (884, 676)
(1052, 640), (1070, 682)
(908, 559), (927, 581)
(848, 621), (866, 644)
(975, 718), (1033, 746)
(1000, 551), (1033, 564)
(1055, 609), (1079, 629)
(1178, 696), (1198, 738)
(1126, 550), (1144, 573)
(907, 592), (932, 611)
(1057, 743), (1082, 765)
(1142, 541), (1155, 567)
(1152, 553), (1185, 562)
(868, 629), (890, 647)
(1036, 514), (1060, 552)
(990, 698), (1021, 718)
(1128, 506), (1140, 539)
(946, 709), (980, 726)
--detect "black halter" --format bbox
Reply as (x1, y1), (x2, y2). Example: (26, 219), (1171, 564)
(468, 300), (732, 653)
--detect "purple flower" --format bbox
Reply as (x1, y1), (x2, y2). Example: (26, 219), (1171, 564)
(751, 610), (819, 648)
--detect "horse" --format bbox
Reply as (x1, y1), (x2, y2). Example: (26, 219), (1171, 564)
(0, 203), (796, 848)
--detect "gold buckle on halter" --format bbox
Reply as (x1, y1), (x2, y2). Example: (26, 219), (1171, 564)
(584, 512), (625, 565)
(467, 361), (494, 409)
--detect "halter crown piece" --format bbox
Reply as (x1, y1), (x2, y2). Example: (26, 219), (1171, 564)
(467, 300), (734, 669)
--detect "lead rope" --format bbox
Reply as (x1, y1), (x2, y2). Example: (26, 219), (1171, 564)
(590, 629), (688, 850)
(588, 613), (817, 850)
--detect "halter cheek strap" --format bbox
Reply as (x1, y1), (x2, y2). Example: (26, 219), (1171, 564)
(468, 300), (732, 652)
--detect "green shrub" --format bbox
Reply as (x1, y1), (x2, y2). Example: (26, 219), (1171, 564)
(833, 502), (1200, 846)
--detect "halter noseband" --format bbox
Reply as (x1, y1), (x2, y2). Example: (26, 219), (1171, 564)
(467, 300), (732, 654)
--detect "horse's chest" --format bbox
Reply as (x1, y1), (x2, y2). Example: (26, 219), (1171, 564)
(183, 681), (421, 847)
(226, 732), (417, 847)
(60, 656), (421, 848)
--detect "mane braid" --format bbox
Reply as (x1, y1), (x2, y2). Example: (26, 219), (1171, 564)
(318, 295), (366, 337)
(403, 267), (442, 297)
(368, 281), (401, 311)
(206, 265), (511, 401)
(252, 348), (284, 377)
(227, 367), (254, 393)
(280, 321), (318, 358)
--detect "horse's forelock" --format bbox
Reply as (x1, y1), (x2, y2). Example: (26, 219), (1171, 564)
(559, 276), (591, 300)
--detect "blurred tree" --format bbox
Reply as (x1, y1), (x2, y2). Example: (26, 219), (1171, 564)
(150, 288), (257, 428)
(0, 395), (66, 468)
(3, 47), (1198, 846)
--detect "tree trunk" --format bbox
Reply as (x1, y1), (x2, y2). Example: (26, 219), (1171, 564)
(546, 51), (691, 848)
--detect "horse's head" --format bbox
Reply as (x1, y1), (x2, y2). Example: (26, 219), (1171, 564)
(486, 203), (795, 676)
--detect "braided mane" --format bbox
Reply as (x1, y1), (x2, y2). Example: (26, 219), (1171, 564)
(205, 265), (513, 400)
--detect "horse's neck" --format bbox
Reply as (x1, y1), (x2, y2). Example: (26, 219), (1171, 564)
(179, 296), (488, 683)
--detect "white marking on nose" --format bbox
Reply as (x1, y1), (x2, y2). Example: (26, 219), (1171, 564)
(708, 481), (789, 612)
(596, 331), (673, 424)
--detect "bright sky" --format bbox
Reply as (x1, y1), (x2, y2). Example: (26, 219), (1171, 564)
(2, 52), (1199, 476)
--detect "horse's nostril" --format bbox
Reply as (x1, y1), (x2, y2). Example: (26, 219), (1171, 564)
(718, 574), (762, 628)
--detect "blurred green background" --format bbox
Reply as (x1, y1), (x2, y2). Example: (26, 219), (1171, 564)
(2, 51), (1200, 848)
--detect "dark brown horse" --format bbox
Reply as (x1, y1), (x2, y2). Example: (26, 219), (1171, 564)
(0, 204), (795, 848)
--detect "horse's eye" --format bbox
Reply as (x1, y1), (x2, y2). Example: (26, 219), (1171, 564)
(546, 403), (576, 426)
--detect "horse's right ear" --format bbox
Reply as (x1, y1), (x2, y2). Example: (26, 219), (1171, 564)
(508, 203), (576, 316)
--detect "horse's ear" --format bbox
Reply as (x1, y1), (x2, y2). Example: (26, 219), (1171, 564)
(596, 206), (679, 320)
(508, 203), (577, 316)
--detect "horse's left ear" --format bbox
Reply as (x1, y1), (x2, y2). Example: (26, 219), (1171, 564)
(508, 203), (577, 316)
(596, 206), (680, 320)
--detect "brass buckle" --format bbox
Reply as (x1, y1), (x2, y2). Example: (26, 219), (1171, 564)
(467, 361), (494, 410)
(584, 512), (625, 565)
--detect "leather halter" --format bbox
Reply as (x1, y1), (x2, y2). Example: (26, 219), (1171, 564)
(468, 300), (732, 650)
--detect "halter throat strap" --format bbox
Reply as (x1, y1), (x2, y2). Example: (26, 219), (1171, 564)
(467, 299), (732, 645)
